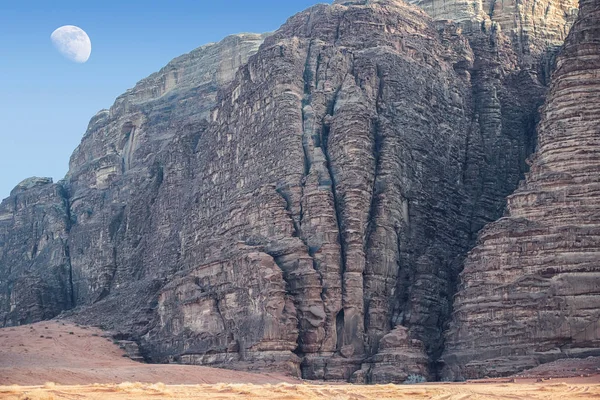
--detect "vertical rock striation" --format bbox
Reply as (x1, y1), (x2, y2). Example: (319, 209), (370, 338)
(407, 0), (578, 64)
(0, 178), (72, 326)
(65, 33), (267, 307)
(442, 0), (600, 379)
(154, 0), (477, 380)
(0, 0), (587, 383)
(0, 33), (268, 333)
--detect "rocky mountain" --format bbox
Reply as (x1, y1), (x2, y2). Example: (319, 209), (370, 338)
(442, 0), (600, 380)
(408, 0), (577, 63)
(0, 178), (71, 324)
(0, 33), (267, 328)
(0, 0), (591, 383)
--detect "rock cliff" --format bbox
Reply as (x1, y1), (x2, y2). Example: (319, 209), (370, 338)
(0, 32), (266, 337)
(407, 0), (577, 65)
(65, 33), (267, 307)
(0, 178), (71, 326)
(0, 0), (587, 383)
(142, 1), (480, 379)
(442, 0), (600, 380)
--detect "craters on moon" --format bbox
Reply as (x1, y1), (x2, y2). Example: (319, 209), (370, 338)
(51, 25), (92, 63)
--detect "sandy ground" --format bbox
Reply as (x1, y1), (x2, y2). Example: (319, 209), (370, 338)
(0, 322), (297, 386)
(3, 380), (600, 400)
(2, 322), (600, 399)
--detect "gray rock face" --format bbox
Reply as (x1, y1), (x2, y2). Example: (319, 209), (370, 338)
(0, 178), (72, 326)
(0, 0), (585, 383)
(166, 1), (478, 380)
(442, 0), (600, 380)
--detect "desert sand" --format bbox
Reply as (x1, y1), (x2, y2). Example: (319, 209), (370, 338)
(1, 322), (600, 399)
(3, 380), (600, 399)
(0, 322), (298, 386)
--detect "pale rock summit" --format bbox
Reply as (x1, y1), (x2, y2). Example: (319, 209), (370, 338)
(407, 0), (578, 63)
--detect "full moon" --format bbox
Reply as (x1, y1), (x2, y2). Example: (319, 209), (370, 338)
(51, 25), (91, 63)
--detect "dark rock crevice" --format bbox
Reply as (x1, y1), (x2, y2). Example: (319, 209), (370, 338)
(59, 182), (76, 310)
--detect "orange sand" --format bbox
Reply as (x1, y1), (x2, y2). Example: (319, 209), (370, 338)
(1, 322), (600, 399)
(0, 322), (297, 386)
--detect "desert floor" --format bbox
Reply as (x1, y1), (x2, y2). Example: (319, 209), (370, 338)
(1, 321), (600, 399)
(2, 380), (600, 400)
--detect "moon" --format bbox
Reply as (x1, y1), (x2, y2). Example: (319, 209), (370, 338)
(51, 25), (91, 63)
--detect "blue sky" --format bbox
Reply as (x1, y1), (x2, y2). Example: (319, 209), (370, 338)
(0, 0), (322, 199)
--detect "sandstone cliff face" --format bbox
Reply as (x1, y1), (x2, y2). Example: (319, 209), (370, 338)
(351, 326), (431, 383)
(0, 0), (584, 383)
(152, 250), (301, 376)
(442, 0), (600, 379)
(0, 32), (266, 337)
(141, 1), (478, 380)
(0, 178), (71, 326)
(407, 0), (577, 64)
(65, 33), (267, 306)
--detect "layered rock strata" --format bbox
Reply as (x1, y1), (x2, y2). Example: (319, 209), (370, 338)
(140, 1), (479, 379)
(442, 0), (600, 379)
(407, 0), (578, 65)
(0, 33), (266, 330)
(65, 33), (267, 306)
(351, 326), (431, 383)
(0, 0), (583, 383)
(0, 178), (72, 326)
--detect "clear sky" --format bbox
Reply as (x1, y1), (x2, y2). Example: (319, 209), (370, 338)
(0, 0), (322, 199)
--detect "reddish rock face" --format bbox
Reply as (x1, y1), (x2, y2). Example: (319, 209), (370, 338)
(442, 0), (600, 380)
(0, 0), (586, 383)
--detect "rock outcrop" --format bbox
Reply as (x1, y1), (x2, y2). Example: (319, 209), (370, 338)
(150, 250), (301, 375)
(351, 326), (430, 383)
(65, 33), (267, 306)
(144, 0), (481, 378)
(0, 178), (72, 326)
(0, 33), (267, 330)
(407, 0), (578, 64)
(442, 0), (600, 380)
(0, 0), (587, 383)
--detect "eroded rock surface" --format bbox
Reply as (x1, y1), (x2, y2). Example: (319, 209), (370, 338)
(0, 32), (267, 347)
(66, 33), (267, 306)
(406, 0), (578, 64)
(351, 326), (430, 383)
(0, 0), (586, 383)
(149, 250), (301, 375)
(0, 178), (72, 326)
(442, 0), (600, 380)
